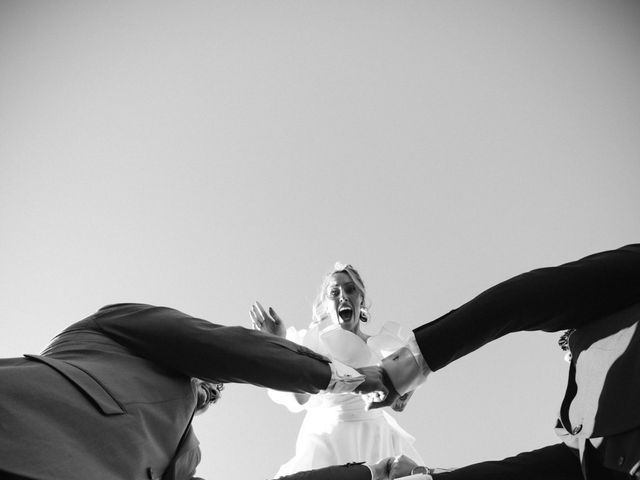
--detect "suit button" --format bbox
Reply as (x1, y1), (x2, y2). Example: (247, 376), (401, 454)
(618, 456), (625, 467)
(572, 425), (582, 435)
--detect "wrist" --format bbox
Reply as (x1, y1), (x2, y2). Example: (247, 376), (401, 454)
(367, 462), (387, 480)
(411, 465), (434, 479)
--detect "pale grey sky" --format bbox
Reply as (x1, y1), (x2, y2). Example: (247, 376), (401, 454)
(1, 1), (639, 478)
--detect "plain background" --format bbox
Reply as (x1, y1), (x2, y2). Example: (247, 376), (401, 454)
(2, 1), (639, 478)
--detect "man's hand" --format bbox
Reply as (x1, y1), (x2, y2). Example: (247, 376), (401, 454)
(387, 455), (418, 479)
(369, 455), (425, 480)
(390, 390), (414, 412)
(354, 366), (401, 410)
(386, 455), (455, 479)
(369, 457), (393, 480)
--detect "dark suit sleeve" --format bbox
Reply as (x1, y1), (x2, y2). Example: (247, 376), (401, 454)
(273, 464), (371, 480)
(416, 243), (640, 371)
(91, 303), (331, 393)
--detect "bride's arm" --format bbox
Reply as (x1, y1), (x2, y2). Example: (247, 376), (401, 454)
(251, 303), (313, 408)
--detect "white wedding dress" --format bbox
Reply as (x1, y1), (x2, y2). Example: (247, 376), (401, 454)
(270, 320), (424, 477)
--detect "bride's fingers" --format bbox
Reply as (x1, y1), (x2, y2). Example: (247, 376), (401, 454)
(250, 309), (263, 329)
(255, 301), (270, 321)
(251, 303), (265, 322)
(269, 307), (283, 325)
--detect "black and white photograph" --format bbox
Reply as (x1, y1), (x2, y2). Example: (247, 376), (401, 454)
(2, 2), (640, 479)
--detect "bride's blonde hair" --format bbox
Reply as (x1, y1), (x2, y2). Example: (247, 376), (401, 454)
(311, 262), (370, 325)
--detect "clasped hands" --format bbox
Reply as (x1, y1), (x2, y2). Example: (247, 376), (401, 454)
(353, 366), (412, 412)
(369, 455), (447, 480)
(369, 455), (451, 480)
(250, 301), (410, 410)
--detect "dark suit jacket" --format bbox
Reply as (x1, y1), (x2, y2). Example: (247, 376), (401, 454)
(413, 243), (640, 477)
(0, 303), (334, 480)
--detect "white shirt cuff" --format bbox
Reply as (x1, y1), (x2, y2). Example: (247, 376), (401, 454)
(407, 333), (431, 379)
(322, 359), (365, 394)
(381, 332), (430, 396)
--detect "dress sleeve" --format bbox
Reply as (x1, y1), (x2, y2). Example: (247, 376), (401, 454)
(367, 321), (414, 359)
(91, 303), (331, 393)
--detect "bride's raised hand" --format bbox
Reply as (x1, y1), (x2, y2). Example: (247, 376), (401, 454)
(250, 301), (286, 338)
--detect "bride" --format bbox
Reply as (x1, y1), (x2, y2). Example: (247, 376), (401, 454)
(251, 263), (424, 477)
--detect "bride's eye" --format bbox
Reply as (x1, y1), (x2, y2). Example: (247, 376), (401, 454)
(328, 288), (340, 298)
(344, 285), (357, 295)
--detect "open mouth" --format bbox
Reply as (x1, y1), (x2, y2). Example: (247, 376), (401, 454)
(338, 306), (353, 321)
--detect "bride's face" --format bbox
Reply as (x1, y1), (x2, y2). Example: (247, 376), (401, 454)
(323, 272), (363, 334)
